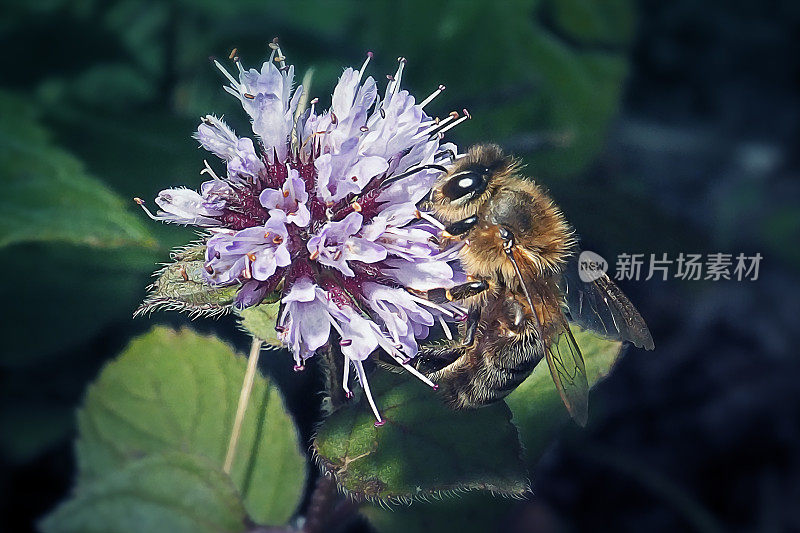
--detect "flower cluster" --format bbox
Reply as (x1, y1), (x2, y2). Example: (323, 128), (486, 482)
(137, 42), (468, 425)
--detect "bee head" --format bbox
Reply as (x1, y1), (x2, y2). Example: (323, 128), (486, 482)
(431, 144), (513, 222)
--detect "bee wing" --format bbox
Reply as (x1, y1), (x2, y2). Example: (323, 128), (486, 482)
(559, 256), (655, 350)
(523, 278), (590, 426)
(543, 305), (590, 426)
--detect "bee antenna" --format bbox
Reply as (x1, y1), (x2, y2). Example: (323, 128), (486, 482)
(381, 164), (448, 187)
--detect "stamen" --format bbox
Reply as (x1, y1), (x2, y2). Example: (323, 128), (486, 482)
(293, 364), (305, 372)
(247, 252), (257, 262)
(420, 111), (458, 138)
(343, 360), (352, 398)
(356, 51), (373, 86)
(354, 360), (384, 426)
(201, 159), (223, 181)
(133, 198), (158, 220)
(406, 293), (455, 317)
(269, 37), (287, 70)
(419, 84), (446, 108)
(272, 235), (284, 244)
(309, 249), (320, 260)
(333, 250), (342, 261)
(437, 108), (471, 135)
(228, 48), (238, 60)
(439, 316), (453, 340)
(213, 59), (240, 89)
(351, 201), (362, 212)
(417, 211), (446, 230)
(388, 57), (407, 95)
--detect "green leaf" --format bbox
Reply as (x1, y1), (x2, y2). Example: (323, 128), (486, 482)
(506, 327), (623, 466)
(40, 452), (247, 533)
(364, 329), (622, 532)
(76, 327), (306, 526)
(136, 243), (239, 319)
(0, 90), (156, 249)
(237, 301), (283, 347)
(313, 371), (528, 504)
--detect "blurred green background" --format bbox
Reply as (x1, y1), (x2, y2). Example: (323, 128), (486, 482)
(1, 0), (798, 531)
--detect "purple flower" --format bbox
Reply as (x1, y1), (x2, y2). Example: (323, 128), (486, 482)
(258, 168), (310, 227)
(138, 43), (470, 425)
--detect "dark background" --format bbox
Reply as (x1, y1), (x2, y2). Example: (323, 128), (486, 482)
(1, 0), (799, 531)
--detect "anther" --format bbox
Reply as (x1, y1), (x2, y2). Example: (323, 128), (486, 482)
(339, 339), (352, 346)
(419, 84), (446, 108)
(244, 93), (255, 99)
(283, 189), (290, 197)
(360, 125), (369, 132)
(352, 201), (362, 212)
(247, 252), (257, 262)
(437, 109), (471, 135)
(333, 250), (342, 261)
(229, 48), (238, 60)
(374, 419), (386, 428)
(350, 176), (358, 182)
(133, 198), (158, 220)
(293, 364), (305, 372)
(309, 250), (320, 260)
(272, 235), (283, 244)
(345, 390), (354, 399)
(330, 112), (338, 125)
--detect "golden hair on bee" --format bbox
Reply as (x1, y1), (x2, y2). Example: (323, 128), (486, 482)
(429, 144), (576, 288)
(416, 144), (653, 425)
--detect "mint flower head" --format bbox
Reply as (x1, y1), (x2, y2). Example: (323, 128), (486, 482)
(137, 42), (469, 425)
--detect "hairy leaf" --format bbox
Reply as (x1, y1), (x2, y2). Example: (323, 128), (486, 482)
(136, 244), (238, 318)
(237, 301), (283, 347)
(506, 327), (623, 465)
(364, 328), (623, 532)
(40, 452), (247, 533)
(76, 327), (306, 525)
(313, 371), (528, 504)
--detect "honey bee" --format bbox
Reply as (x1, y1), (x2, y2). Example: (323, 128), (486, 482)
(416, 144), (654, 425)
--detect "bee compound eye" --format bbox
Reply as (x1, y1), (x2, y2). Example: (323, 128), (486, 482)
(441, 170), (487, 201)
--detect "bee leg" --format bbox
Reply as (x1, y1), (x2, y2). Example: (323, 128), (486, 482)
(463, 307), (481, 346)
(426, 279), (489, 306)
(443, 215), (478, 237)
(448, 279), (489, 300)
(414, 346), (464, 374)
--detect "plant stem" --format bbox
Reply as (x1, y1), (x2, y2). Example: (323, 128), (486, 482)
(322, 342), (346, 409)
(224, 336), (263, 474)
